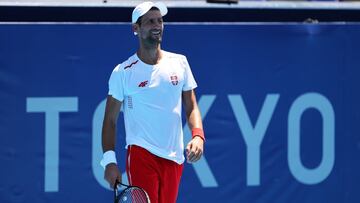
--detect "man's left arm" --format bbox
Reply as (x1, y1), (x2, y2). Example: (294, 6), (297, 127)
(182, 89), (204, 163)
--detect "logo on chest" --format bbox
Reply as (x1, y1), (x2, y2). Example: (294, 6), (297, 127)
(138, 80), (149, 87)
(170, 74), (179, 86)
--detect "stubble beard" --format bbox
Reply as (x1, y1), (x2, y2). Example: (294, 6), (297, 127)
(143, 34), (162, 49)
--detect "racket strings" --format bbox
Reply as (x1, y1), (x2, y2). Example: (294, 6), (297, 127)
(119, 187), (149, 203)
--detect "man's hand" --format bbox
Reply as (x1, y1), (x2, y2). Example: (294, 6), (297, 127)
(186, 136), (204, 163)
(104, 163), (121, 189)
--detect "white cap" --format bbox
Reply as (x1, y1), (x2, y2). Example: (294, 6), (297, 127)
(132, 1), (168, 24)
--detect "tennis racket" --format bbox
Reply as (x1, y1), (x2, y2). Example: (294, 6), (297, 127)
(114, 180), (150, 203)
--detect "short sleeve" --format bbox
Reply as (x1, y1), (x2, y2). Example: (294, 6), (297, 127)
(108, 64), (125, 101)
(181, 56), (198, 91)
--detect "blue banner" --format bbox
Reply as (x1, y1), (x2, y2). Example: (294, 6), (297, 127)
(1, 23), (360, 203)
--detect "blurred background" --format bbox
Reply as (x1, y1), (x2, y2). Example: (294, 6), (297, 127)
(1, 0), (360, 203)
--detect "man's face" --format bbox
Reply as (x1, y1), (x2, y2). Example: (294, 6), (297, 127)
(136, 9), (164, 45)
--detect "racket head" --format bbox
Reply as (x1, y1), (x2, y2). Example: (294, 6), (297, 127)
(114, 181), (150, 203)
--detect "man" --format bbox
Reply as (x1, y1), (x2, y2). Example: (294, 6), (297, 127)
(100, 2), (205, 203)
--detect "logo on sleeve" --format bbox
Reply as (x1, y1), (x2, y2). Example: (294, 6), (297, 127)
(138, 80), (149, 87)
(127, 96), (133, 109)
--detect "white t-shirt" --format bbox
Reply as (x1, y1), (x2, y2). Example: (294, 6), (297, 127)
(108, 51), (197, 164)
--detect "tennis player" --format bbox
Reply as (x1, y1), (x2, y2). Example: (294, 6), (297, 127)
(100, 1), (205, 203)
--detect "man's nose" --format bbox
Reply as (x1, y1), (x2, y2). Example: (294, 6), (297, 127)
(153, 21), (162, 28)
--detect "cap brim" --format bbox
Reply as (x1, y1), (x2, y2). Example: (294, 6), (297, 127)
(154, 2), (168, 17)
(132, 1), (168, 24)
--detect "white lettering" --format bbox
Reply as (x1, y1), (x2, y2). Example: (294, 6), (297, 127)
(288, 93), (335, 184)
(26, 97), (78, 192)
(229, 94), (280, 186)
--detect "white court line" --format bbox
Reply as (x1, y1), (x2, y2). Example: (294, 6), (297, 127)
(1, 1), (360, 10)
(0, 22), (359, 25)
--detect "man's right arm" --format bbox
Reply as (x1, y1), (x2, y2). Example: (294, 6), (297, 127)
(102, 95), (122, 188)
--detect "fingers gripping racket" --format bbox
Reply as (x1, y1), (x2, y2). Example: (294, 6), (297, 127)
(114, 180), (150, 203)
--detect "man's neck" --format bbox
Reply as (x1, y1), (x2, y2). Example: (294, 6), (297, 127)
(137, 44), (162, 65)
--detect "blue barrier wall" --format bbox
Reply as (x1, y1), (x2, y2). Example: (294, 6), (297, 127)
(1, 23), (360, 203)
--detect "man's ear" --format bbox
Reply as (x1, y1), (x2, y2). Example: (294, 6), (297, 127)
(132, 24), (139, 35)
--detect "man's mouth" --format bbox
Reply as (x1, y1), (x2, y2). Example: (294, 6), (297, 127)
(151, 30), (161, 36)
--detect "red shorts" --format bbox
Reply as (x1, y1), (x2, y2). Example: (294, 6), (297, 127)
(126, 145), (184, 203)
